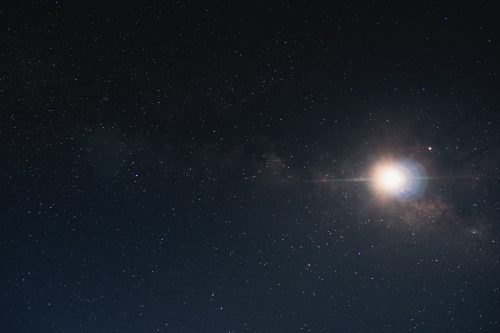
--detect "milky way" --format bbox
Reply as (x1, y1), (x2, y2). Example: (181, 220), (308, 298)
(1, 2), (499, 332)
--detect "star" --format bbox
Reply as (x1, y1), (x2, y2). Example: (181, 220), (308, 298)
(374, 164), (407, 194)
(370, 159), (426, 200)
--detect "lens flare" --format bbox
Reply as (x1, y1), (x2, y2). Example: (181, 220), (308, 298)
(376, 165), (407, 193)
(371, 159), (426, 200)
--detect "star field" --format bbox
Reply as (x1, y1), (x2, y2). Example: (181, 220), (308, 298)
(1, 1), (500, 332)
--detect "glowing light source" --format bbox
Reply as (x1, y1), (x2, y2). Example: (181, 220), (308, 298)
(374, 164), (407, 194)
(378, 166), (406, 192)
(370, 159), (426, 200)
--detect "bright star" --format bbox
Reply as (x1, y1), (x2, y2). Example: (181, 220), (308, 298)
(370, 158), (427, 200)
(373, 162), (408, 196)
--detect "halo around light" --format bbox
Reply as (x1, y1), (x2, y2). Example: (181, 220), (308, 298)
(371, 159), (427, 200)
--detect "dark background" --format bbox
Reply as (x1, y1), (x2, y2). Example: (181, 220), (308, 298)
(1, 1), (499, 332)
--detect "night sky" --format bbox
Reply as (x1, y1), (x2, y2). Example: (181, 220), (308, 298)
(1, 1), (500, 332)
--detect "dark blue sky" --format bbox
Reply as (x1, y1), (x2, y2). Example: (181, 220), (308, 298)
(1, 1), (499, 332)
